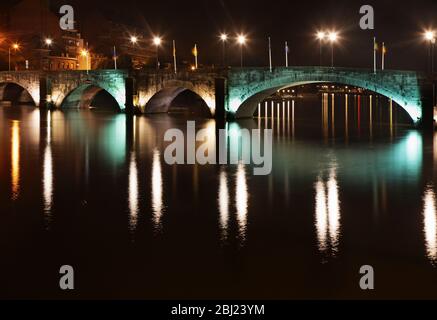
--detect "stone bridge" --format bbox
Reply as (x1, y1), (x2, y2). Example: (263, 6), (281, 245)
(0, 67), (434, 126)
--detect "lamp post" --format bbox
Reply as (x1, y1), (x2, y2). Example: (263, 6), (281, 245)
(81, 49), (89, 74)
(237, 34), (247, 67)
(9, 43), (20, 72)
(328, 32), (338, 68)
(316, 31), (326, 66)
(220, 33), (228, 67)
(425, 31), (436, 73)
(424, 30), (437, 129)
(153, 36), (162, 70)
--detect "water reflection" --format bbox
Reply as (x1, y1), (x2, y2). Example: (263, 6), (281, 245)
(42, 111), (54, 221)
(423, 184), (437, 265)
(235, 163), (248, 244)
(128, 152), (139, 231)
(218, 167), (229, 241)
(314, 165), (341, 257)
(11, 120), (20, 201)
(152, 148), (163, 231)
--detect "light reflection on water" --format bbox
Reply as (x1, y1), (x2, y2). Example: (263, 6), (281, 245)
(152, 148), (164, 231)
(11, 120), (20, 201)
(235, 163), (249, 244)
(315, 162), (341, 257)
(423, 184), (437, 265)
(3, 94), (437, 298)
(128, 151), (139, 231)
(42, 111), (53, 224)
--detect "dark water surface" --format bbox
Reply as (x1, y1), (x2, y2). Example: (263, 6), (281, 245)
(1, 94), (437, 299)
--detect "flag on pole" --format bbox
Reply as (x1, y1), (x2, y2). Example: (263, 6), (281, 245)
(382, 42), (387, 71)
(382, 43), (387, 55)
(192, 44), (198, 69)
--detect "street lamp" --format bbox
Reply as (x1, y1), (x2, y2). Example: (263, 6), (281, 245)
(220, 33), (228, 67)
(316, 31), (326, 66)
(237, 34), (247, 67)
(424, 30), (436, 73)
(328, 32), (338, 68)
(45, 38), (53, 47)
(130, 36), (138, 45)
(153, 36), (162, 70)
(81, 49), (89, 74)
(9, 43), (20, 72)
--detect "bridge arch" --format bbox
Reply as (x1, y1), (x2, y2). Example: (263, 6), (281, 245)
(227, 67), (423, 123)
(57, 84), (121, 111)
(143, 81), (213, 117)
(0, 81), (38, 106)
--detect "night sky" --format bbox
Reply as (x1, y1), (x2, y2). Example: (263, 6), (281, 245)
(23, 0), (437, 70)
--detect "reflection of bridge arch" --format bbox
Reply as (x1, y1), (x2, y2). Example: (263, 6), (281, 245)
(227, 67), (424, 123)
(0, 81), (38, 106)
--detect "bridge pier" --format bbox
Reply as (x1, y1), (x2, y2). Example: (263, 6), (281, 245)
(39, 76), (51, 109)
(214, 78), (227, 121)
(125, 77), (135, 115)
(420, 79), (435, 131)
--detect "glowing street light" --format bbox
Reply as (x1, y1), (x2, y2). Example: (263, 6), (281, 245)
(153, 36), (162, 46)
(316, 31), (326, 66)
(328, 31), (338, 68)
(424, 30), (436, 73)
(130, 36), (138, 44)
(237, 34), (247, 67)
(45, 38), (53, 47)
(9, 43), (20, 72)
(219, 33), (228, 67)
(425, 31), (436, 42)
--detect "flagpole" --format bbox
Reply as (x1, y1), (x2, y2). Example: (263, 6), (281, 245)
(268, 37), (272, 72)
(173, 40), (177, 74)
(285, 41), (289, 67)
(113, 46), (117, 70)
(382, 42), (385, 71)
(373, 37), (377, 74)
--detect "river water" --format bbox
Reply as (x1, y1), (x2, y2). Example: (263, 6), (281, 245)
(1, 93), (437, 299)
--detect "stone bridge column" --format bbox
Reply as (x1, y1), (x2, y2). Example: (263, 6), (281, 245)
(125, 77), (135, 115)
(421, 79), (435, 131)
(39, 75), (50, 109)
(215, 77), (227, 120)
